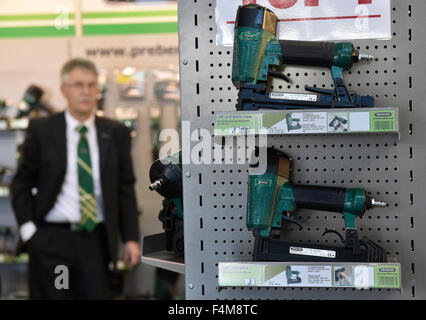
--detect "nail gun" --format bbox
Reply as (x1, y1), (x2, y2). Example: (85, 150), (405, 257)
(286, 266), (302, 284)
(329, 115), (348, 132)
(286, 113), (301, 132)
(148, 152), (184, 254)
(247, 148), (387, 262)
(232, 4), (374, 111)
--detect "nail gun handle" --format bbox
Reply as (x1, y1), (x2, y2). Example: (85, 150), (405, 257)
(279, 40), (335, 68)
(287, 184), (368, 225)
(290, 184), (347, 213)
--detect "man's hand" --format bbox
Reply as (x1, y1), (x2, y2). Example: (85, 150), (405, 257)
(124, 241), (141, 268)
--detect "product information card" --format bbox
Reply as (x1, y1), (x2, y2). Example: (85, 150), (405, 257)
(215, 108), (398, 136)
(218, 262), (401, 289)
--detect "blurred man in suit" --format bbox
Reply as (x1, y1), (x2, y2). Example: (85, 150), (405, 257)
(11, 58), (141, 299)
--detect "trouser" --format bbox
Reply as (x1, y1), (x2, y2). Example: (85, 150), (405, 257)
(27, 222), (110, 300)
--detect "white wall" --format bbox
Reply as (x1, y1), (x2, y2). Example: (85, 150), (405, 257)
(0, 0), (74, 14)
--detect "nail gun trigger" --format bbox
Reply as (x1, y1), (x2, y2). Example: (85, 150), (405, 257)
(268, 70), (291, 83)
(305, 85), (334, 96)
(322, 229), (345, 244)
(282, 215), (303, 231)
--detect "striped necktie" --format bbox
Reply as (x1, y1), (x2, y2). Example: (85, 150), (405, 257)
(76, 125), (98, 231)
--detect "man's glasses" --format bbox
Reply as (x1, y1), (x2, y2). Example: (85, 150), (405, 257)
(66, 82), (98, 90)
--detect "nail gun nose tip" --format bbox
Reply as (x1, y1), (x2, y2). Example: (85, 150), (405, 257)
(372, 200), (387, 208)
(359, 53), (374, 61)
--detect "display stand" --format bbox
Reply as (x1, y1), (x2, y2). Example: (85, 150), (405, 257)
(175, 0), (423, 299)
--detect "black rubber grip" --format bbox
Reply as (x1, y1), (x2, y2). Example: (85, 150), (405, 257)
(236, 4), (268, 28)
(292, 185), (346, 213)
(280, 40), (335, 68)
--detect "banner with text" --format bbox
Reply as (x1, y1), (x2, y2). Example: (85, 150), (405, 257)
(216, 0), (391, 45)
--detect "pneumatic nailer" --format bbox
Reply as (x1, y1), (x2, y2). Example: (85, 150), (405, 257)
(247, 148), (387, 262)
(232, 4), (374, 111)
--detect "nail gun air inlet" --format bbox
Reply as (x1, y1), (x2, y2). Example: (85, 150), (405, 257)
(149, 179), (165, 191)
(370, 199), (387, 208)
(358, 53), (374, 61)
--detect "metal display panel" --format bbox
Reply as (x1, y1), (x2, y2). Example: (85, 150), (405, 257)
(178, 0), (425, 299)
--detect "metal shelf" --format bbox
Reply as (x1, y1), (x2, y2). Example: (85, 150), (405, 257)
(141, 232), (184, 274)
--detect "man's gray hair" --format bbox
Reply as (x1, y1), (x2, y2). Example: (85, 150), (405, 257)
(60, 57), (98, 84)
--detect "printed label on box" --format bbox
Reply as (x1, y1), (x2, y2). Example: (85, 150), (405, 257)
(218, 262), (401, 289)
(215, 108), (398, 136)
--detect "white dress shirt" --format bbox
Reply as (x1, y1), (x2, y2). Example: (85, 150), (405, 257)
(20, 110), (104, 242)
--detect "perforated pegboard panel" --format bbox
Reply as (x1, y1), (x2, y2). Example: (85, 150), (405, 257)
(178, 0), (426, 299)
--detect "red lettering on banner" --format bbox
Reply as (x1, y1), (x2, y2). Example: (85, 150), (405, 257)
(242, 0), (372, 8)
(268, 0), (298, 9)
(303, 0), (371, 7)
(305, 0), (319, 6)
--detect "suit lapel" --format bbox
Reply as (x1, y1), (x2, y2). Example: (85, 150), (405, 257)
(50, 112), (67, 173)
(95, 116), (111, 174)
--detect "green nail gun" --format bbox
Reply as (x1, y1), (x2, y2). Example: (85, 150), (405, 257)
(286, 266), (302, 284)
(247, 148), (387, 262)
(329, 115), (348, 132)
(232, 4), (374, 111)
(148, 151), (184, 254)
(286, 113), (301, 131)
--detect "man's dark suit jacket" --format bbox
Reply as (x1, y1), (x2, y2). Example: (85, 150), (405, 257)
(10, 112), (140, 263)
